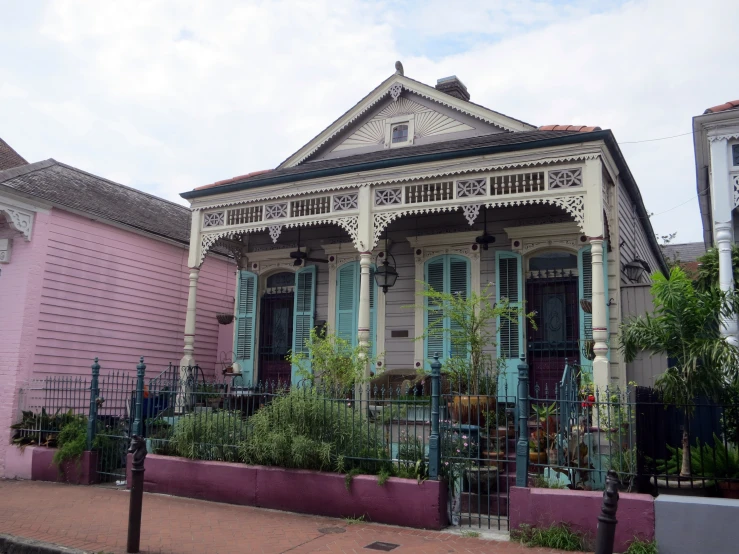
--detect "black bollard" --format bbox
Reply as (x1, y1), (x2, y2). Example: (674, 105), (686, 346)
(595, 469), (620, 554)
(127, 435), (147, 553)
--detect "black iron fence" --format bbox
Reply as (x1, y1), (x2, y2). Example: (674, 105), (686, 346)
(519, 365), (739, 498)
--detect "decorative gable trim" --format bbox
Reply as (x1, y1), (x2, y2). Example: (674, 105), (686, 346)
(278, 75), (535, 169)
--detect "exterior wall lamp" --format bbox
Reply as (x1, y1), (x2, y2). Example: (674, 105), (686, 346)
(374, 228), (398, 293)
(623, 257), (650, 283)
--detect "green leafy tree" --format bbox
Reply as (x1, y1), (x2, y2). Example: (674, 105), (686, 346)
(620, 267), (739, 477)
(413, 283), (534, 395)
(695, 245), (739, 292)
(287, 328), (375, 390)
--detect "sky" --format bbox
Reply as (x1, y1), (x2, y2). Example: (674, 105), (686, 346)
(1, 0), (737, 244)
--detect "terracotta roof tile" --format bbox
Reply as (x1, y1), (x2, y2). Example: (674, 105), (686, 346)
(538, 125), (602, 132)
(194, 169), (272, 191)
(704, 100), (739, 114)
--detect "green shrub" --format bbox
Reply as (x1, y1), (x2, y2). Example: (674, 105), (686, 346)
(511, 524), (586, 551)
(625, 538), (658, 554)
(170, 410), (246, 462)
(239, 389), (389, 474)
(52, 416), (87, 467)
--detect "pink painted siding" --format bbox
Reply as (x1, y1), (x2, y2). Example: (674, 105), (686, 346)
(0, 210), (51, 476)
(0, 207), (234, 476)
(32, 209), (234, 377)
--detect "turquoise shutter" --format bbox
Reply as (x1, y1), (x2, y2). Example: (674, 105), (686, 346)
(234, 270), (257, 386)
(578, 246), (593, 370)
(496, 251), (523, 401)
(292, 265), (316, 384)
(336, 263), (357, 347)
(425, 257), (446, 365)
(369, 266), (377, 358)
(448, 256), (470, 359)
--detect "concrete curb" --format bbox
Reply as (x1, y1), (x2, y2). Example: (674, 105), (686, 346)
(0, 534), (88, 554)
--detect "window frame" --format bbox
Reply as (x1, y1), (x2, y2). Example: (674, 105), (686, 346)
(384, 114), (415, 148)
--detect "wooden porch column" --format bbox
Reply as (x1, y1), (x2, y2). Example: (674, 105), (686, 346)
(590, 237), (609, 391)
(356, 185), (374, 380)
(710, 137), (738, 347)
(180, 210), (203, 368)
(358, 252), (372, 379)
(180, 267), (200, 368)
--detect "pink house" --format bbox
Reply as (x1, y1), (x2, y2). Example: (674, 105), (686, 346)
(0, 139), (235, 477)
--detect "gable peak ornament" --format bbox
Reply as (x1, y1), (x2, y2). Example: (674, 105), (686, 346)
(389, 83), (403, 102)
(395, 60), (404, 76)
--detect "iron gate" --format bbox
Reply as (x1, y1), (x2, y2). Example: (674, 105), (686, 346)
(440, 377), (518, 530)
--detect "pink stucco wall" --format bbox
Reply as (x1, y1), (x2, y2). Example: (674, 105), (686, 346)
(0, 207), (235, 476)
(509, 486), (654, 552)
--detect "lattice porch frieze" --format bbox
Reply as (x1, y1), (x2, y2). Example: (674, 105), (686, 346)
(733, 174), (739, 209)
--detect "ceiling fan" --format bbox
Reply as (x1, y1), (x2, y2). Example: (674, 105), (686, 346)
(475, 207), (496, 250)
(289, 227), (328, 266)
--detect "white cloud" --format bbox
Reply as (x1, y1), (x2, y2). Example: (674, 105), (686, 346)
(1, 0), (737, 243)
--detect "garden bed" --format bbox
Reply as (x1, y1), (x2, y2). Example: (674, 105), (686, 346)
(126, 453), (448, 529)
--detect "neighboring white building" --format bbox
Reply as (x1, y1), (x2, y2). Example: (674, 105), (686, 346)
(694, 99), (739, 345)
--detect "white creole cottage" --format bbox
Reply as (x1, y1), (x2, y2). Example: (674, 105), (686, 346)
(179, 64), (666, 395)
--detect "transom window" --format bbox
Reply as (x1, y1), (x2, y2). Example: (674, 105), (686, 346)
(392, 124), (409, 144)
(732, 144), (739, 167)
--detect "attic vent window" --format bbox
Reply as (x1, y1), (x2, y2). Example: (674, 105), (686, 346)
(392, 124), (409, 144)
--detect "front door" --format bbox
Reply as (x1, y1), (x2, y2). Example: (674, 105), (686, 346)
(258, 291), (294, 385)
(526, 274), (580, 399)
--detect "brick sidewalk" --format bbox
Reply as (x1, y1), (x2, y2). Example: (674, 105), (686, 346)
(0, 480), (565, 553)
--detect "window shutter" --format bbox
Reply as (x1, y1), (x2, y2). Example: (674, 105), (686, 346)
(336, 262), (357, 347)
(496, 252), (522, 401)
(369, 265), (377, 358)
(449, 256), (470, 358)
(579, 247), (593, 342)
(235, 270), (257, 385)
(425, 257), (446, 363)
(292, 265), (316, 383)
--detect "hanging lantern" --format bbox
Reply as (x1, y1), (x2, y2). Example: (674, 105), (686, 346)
(375, 257), (399, 293)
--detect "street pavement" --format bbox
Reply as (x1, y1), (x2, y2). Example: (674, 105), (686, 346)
(0, 480), (569, 553)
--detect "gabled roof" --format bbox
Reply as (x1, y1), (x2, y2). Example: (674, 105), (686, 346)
(184, 129), (581, 198)
(276, 72), (536, 169)
(0, 137), (28, 171)
(0, 159), (192, 244)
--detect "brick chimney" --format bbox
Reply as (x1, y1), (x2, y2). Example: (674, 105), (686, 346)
(435, 76), (470, 102)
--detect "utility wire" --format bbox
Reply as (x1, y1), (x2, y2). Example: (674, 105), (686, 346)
(619, 131), (694, 144)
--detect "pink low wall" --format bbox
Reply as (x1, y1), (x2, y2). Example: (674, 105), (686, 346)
(510, 487), (654, 552)
(127, 454), (448, 529)
(3, 446), (34, 480)
(30, 447), (98, 485)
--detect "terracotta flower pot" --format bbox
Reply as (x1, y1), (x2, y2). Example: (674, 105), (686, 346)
(529, 450), (548, 464)
(449, 395), (496, 425)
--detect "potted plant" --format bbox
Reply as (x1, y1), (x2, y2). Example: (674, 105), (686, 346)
(414, 283), (533, 426)
(621, 267), (739, 482)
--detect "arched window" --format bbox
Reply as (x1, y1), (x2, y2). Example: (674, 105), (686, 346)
(391, 124), (409, 144)
(424, 254), (470, 366)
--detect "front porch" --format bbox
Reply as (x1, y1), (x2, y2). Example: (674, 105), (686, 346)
(182, 158), (613, 393)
